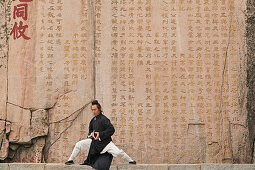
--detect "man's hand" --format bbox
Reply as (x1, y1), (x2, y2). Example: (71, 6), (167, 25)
(92, 130), (95, 139)
(91, 130), (100, 140)
(94, 132), (100, 140)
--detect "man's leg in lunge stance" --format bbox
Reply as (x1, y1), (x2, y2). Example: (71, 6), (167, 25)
(65, 139), (92, 165)
(101, 141), (136, 164)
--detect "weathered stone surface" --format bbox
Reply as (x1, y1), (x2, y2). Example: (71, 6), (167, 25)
(0, 120), (8, 160)
(45, 164), (93, 170)
(0, 163), (9, 170)
(9, 163), (45, 170)
(36, 0), (95, 163)
(10, 137), (45, 163)
(30, 109), (48, 139)
(184, 124), (206, 163)
(9, 143), (18, 151)
(7, 0), (45, 110)
(118, 164), (169, 170)
(6, 107), (48, 146)
(95, 0), (250, 164)
(0, 0), (254, 165)
(45, 92), (93, 163)
(1, 0), (95, 163)
(201, 164), (255, 170)
(110, 165), (118, 170)
(0, 120), (6, 141)
(0, 0), (11, 161)
(246, 0), (255, 164)
(7, 104), (31, 143)
(3, 163), (255, 170)
(0, 132), (9, 160)
(169, 164), (200, 170)
(0, 0), (10, 121)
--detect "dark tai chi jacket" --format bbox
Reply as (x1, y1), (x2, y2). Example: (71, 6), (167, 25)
(83, 112), (115, 169)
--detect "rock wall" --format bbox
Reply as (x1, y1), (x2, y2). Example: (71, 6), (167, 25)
(246, 0), (255, 164)
(0, 0), (254, 164)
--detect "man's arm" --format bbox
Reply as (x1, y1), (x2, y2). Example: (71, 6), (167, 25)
(99, 118), (115, 140)
(87, 119), (93, 138)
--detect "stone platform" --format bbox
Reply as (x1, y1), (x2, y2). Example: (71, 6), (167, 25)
(0, 163), (255, 170)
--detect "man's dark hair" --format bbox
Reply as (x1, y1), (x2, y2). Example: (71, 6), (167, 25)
(92, 100), (102, 112)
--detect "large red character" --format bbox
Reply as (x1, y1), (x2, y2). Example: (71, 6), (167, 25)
(13, 4), (28, 20)
(10, 21), (30, 40)
(11, 0), (33, 40)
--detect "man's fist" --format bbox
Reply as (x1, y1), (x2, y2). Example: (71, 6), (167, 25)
(92, 130), (100, 140)
(94, 132), (100, 140)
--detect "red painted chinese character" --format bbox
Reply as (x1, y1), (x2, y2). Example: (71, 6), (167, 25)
(13, 4), (28, 20)
(10, 21), (30, 40)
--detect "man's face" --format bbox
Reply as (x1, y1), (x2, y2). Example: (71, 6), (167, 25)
(91, 105), (100, 116)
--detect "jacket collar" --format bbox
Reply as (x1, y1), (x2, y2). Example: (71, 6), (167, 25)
(94, 112), (102, 120)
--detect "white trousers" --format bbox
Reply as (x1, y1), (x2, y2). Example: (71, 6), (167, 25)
(68, 139), (133, 162)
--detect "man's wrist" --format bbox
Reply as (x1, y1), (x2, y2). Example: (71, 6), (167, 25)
(98, 132), (101, 141)
(88, 132), (93, 138)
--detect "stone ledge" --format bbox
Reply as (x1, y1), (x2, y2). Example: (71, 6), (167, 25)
(0, 163), (255, 170)
(201, 164), (255, 170)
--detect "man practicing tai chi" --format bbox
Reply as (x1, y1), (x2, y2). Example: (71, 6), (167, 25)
(65, 100), (136, 166)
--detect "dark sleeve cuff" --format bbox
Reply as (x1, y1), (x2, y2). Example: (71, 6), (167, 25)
(99, 132), (105, 140)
